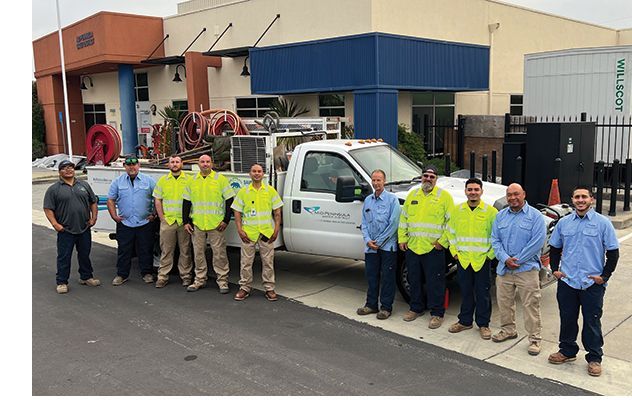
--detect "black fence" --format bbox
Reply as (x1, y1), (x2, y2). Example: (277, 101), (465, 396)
(421, 114), (463, 163)
(505, 113), (632, 216)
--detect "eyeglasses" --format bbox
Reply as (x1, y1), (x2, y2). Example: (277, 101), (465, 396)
(59, 165), (75, 170)
(422, 173), (437, 179)
(124, 158), (139, 165)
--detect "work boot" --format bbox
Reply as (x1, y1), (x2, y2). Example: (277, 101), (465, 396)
(234, 289), (250, 301)
(403, 310), (422, 322)
(112, 276), (127, 286)
(56, 284), (69, 294)
(142, 274), (155, 284)
(376, 310), (391, 320)
(155, 279), (168, 289)
(479, 326), (492, 340)
(491, 330), (518, 343)
(428, 316), (444, 329)
(78, 278), (101, 287)
(219, 286), (230, 294)
(587, 362), (602, 377)
(187, 281), (206, 292)
(548, 351), (577, 364)
(528, 341), (541, 356)
(448, 322), (473, 333)
(357, 306), (378, 315)
(265, 290), (278, 301)
(181, 278), (192, 287)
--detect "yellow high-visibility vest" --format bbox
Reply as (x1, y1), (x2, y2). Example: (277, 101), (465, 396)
(446, 201), (498, 272)
(231, 183), (283, 241)
(398, 186), (454, 255)
(183, 171), (235, 230)
(153, 171), (191, 225)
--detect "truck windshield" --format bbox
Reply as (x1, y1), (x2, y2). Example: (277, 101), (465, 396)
(349, 145), (422, 183)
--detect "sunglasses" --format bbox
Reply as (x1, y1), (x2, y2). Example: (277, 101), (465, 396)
(124, 158), (139, 165)
(422, 173), (437, 179)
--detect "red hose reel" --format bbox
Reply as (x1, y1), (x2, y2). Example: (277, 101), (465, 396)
(85, 124), (122, 165)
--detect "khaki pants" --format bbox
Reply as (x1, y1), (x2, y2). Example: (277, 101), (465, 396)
(157, 220), (192, 283)
(239, 235), (275, 292)
(192, 225), (230, 288)
(496, 269), (542, 343)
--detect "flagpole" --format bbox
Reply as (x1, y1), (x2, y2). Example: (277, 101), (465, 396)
(55, 0), (73, 160)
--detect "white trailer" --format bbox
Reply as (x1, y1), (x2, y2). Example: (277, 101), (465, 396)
(523, 45), (632, 163)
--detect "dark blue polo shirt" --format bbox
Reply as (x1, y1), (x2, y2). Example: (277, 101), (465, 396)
(43, 178), (97, 234)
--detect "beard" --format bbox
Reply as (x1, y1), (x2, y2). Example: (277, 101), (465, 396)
(421, 181), (434, 193)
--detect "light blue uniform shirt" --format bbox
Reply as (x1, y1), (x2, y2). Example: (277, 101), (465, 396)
(491, 201), (546, 276)
(549, 208), (618, 290)
(361, 190), (401, 253)
(107, 172), (156, 228)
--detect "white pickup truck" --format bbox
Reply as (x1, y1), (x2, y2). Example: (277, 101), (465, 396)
(86, 119), (566, 300)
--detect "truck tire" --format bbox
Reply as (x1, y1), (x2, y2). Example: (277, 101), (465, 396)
(396, 250), (458, 303)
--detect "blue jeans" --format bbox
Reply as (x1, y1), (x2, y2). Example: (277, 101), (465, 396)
(364, 250), (397, 312)
(556, 279), (605, 363)
(456, 260), (492, 327)
(407, 248), (446, 316)
(116, 222), (155, 278)
(56, 229), (93, 285)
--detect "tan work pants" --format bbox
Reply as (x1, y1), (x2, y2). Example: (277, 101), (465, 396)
(496, 269), (542, 343)
(239, 235), (275, 292)
(157, 220), (192, 283)
(192, 225), (230, 288)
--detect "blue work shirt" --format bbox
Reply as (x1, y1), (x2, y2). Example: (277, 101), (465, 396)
(549, 208), (618, 290)
(491, 201), (546, 276)
(361, 190), (401, 253)
(107, 172), (156, 228)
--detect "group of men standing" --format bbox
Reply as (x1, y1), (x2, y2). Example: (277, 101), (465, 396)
(44, 155), (282, 303)
(357, 166), (619, 377)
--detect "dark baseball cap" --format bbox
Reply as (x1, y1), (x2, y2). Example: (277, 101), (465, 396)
(423, 165), (439, 175)
(58, 160), (75, 170)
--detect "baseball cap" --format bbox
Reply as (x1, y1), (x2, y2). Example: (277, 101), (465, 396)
(423, 165), (439, 175)
(58, 160), (75, 170)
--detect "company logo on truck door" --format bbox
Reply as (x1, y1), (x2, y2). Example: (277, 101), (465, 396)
(615, 58), (625, 112)
(303, 206), (351, 222)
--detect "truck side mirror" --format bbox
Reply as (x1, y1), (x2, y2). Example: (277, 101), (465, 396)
(335, 176), (370, 202)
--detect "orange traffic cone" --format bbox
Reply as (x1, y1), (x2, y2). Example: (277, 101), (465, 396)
(548, 178), (561, 206)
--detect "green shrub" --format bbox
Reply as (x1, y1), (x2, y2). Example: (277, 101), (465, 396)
(397, 124), (425, 164)
(32, 82), (46, 160)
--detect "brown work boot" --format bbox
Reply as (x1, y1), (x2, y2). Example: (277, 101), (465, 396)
(143, 274), (155, 284)
(112, 276), (127, 286)
(479, 326), (492, 340)
(234, 289), (250, 301)
(155, 279), (168, 289)
(403, 310), (422, 322)
(548, 351), (577, 364)
(448, 322), (473, 333)
(491, 330), (518, 343)
(357, 306), (378, 315)
(428, 316), (444, 329)
(376, 310), (391, 320)
(56, 284), (69, 294)
(78, 278), (101, 287)
(265, 290), (278, 301)
(587, 362), (602, 377)
(187, 281), (206, 292)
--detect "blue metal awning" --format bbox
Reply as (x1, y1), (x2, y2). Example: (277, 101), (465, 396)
(250, 32), (489, 94)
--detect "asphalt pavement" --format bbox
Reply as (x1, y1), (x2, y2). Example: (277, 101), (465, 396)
(32, 225), (591, 396)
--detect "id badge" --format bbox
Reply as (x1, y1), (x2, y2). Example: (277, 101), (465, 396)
(250, 208), (257, 217)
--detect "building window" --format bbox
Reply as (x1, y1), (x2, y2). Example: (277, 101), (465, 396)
(172, 100), (188, 122)
(135, 72), (149, 102)
(319, 94), (345, 117)
(411, 92), (455, 157)
(510, 95), (523, 116)
(236, 96), (278, 117)
(84, 103), (106, 131)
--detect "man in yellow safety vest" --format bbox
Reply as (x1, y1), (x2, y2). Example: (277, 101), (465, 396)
(231, 164), (283, 302)
(446, 177), (497, 340)
(153, 155), (193, 288)
(398, 165), (454, 329)
(182, 154), (235, 293)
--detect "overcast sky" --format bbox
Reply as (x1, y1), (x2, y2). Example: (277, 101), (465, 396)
(31, 0), (632, 40)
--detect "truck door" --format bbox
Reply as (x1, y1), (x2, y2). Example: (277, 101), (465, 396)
(286, 150), (366, 260)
